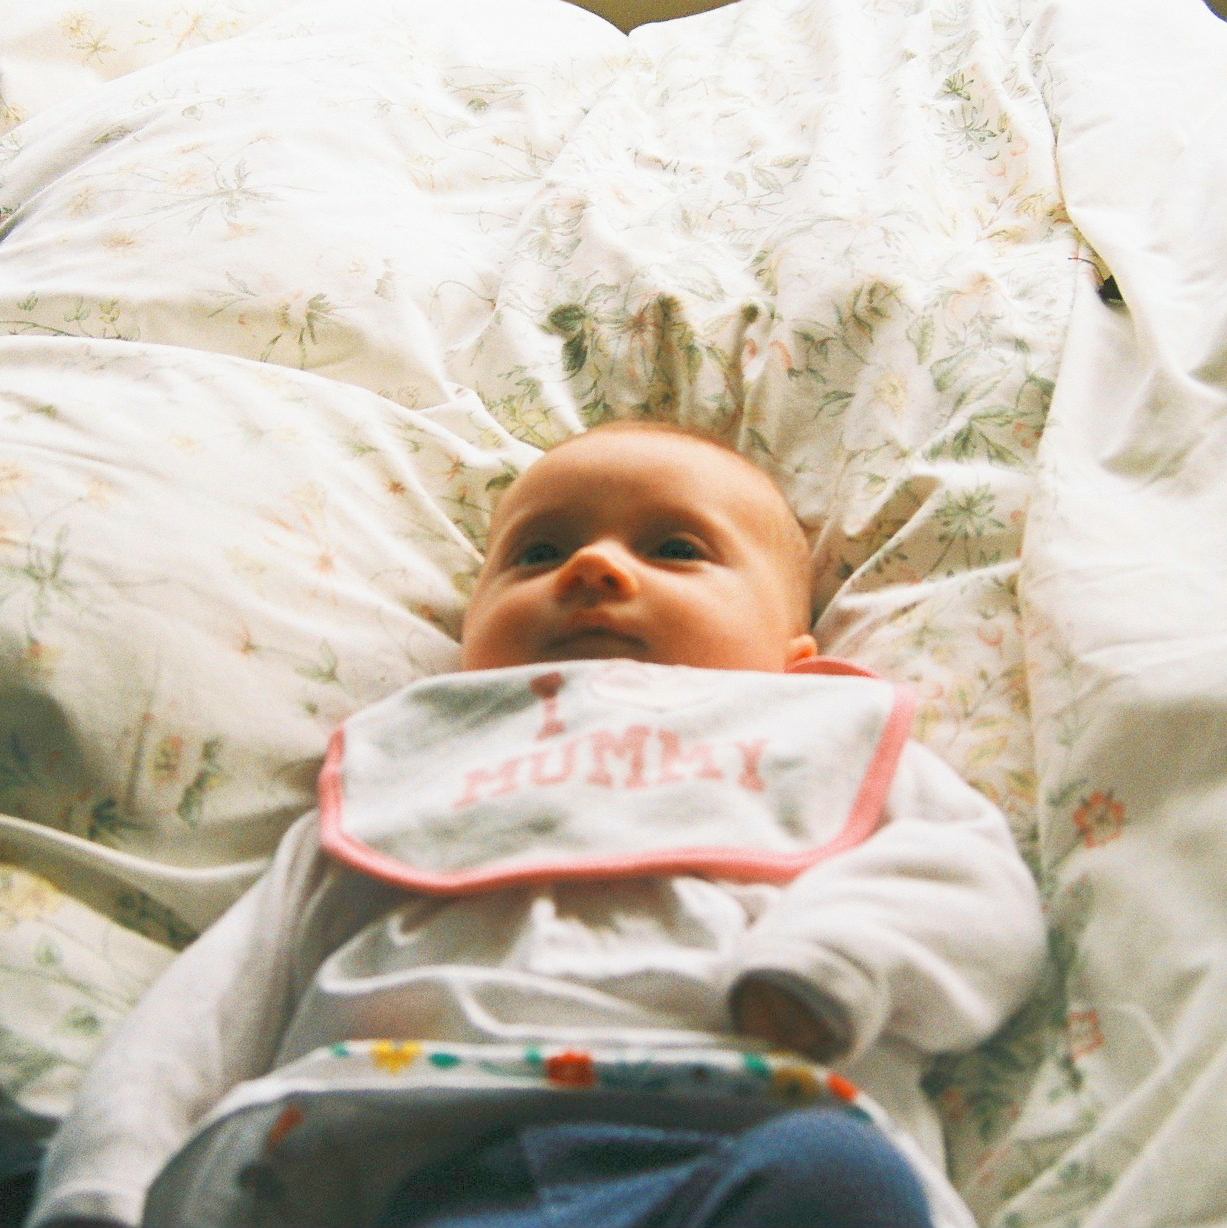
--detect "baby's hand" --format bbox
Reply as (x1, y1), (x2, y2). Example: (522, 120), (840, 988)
(730, 975), (849, 1063)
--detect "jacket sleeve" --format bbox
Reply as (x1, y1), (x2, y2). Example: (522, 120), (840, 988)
(726, 740), (1046, 1063)
(26, 813), (354, 1228)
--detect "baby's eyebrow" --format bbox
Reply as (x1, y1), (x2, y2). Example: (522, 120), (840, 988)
(497, 508), (569, 538)
(486, 511), (570, 559)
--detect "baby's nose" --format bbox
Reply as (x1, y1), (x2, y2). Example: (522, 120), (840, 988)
(555, 542), (638, 596)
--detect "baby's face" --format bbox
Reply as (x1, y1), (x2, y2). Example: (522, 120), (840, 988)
(460, 429), (816, 673)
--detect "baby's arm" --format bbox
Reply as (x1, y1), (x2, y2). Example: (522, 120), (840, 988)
(728, 741), (1045, 1063)
(26, 813), (336, 1228)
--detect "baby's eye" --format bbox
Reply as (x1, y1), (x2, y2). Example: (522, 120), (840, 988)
(653, 537), (704, 561)
(515, 541), (563, 567)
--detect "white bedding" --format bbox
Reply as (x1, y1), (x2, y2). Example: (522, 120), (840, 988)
(1, 0), (1225, 1223)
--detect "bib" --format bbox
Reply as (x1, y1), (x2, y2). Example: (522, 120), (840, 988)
(319, 657), (914, 894)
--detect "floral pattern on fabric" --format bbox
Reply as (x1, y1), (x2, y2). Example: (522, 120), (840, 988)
(327, 1040), (868, 1111)
(0, 0), (307, 135)
(9, 0), (1224, 1225)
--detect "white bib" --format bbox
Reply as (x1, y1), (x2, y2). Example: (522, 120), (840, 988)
(319, 658), (914, 894)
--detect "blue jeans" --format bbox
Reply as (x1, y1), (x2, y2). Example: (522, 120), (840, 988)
(378, 1107), (934, 1227)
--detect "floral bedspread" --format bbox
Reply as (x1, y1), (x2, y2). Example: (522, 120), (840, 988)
(2, 0), (1226, 1223)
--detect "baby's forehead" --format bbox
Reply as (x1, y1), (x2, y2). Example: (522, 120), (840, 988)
(492, 432), (785, 528)
(524, 428), (776, 492)
(498, 432), (795, 528)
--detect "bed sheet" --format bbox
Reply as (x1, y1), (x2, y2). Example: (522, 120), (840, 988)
(0, 0), (309, 136)
(1, 0), (1225, 1224)
(997, 2), (1227, 1223)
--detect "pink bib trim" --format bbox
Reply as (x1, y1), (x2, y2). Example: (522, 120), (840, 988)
(319, 657), (915, 895)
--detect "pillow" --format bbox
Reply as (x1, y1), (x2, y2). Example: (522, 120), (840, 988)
(0, 340), (545, 1119)
(0, 0), (306, 135)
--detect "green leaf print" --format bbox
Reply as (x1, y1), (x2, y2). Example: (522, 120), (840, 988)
(931, 485), (1006, 572)
(930, 347), (976, 392)
(177, 739), (226, 827)
(60, 1006), (103, 1038)
(542, 305), (591, 376)
(62, 14), (116, 63)
(485, 467), (517, 494)
(0, 296), (139, 342)
(0, 522), (76, 630)
(295, 642), (340, 686)
(34, 938), (61, 969)
(907, 312), (935, 364)
(0, 1025), (59, 1096)
(561, 333), (588, 376)
(113, 889), (197, 950)
(86, 797), (148, 847)
(0, 733), (40, 795)
(545, 304), (587, 335)
(834, 282), (901, 362)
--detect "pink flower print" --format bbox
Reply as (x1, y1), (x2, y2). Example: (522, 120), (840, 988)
(1067, 1009), (1104, 1061)
(1073, 791), (1126, 847)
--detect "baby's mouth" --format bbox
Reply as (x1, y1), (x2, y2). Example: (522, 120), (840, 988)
(550, 617), (646, 658)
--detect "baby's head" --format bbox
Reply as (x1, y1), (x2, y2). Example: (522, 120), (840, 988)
(461, 422), (817, 673)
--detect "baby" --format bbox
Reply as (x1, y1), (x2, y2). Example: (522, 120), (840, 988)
(28, 423), (1044, 1228)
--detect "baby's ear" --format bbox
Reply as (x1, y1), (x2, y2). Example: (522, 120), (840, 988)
(786, 633), (819, 666)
